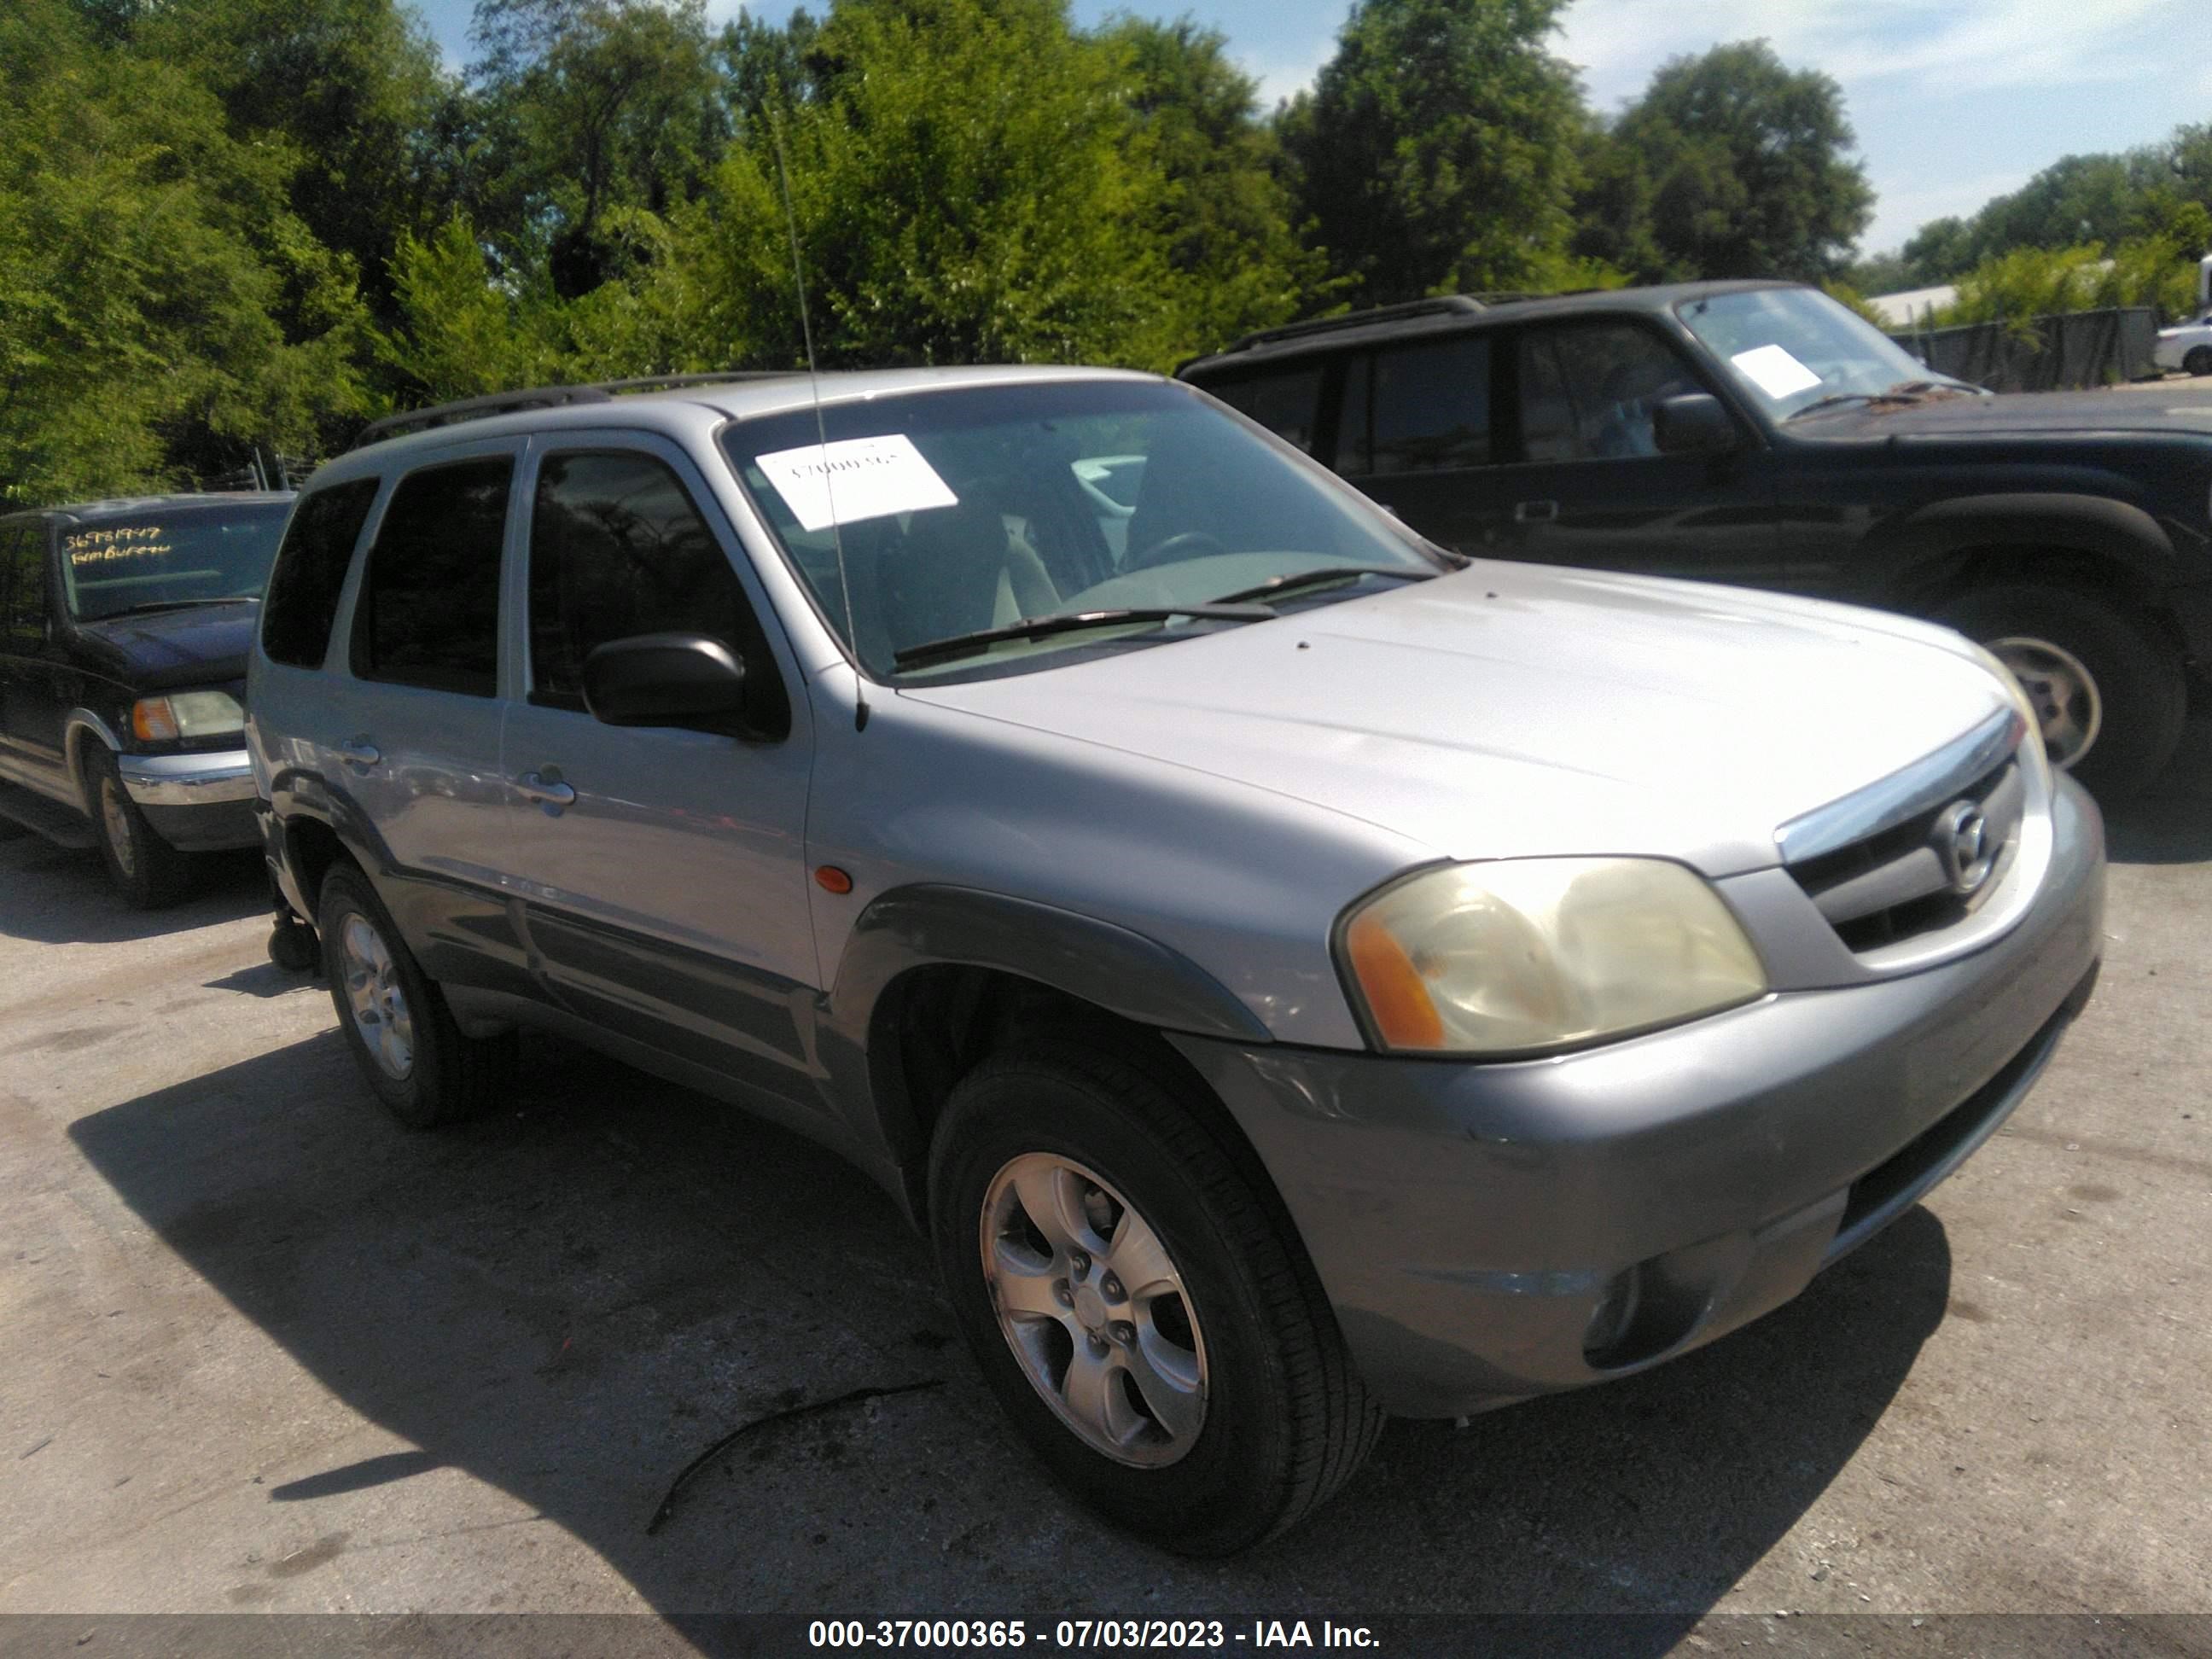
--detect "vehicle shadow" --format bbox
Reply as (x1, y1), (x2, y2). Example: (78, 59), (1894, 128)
(70, 1033), (1947, 1648)
(0, 833), (263, 945)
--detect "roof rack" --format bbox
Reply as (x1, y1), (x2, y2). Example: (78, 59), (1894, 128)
(350, 371), (796, 451)
(1199, 295), (1486, 363)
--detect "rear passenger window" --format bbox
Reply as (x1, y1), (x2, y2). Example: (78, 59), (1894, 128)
(262, 479), (379, 668)
(528, 450), (787, 732)
(352, 457), (511, 696)
(1, 524), (45, 637)
(1204, 367), (1324, 454)
(1371, 337), (1490, 474)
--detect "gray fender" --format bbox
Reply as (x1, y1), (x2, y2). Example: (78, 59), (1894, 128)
(818, 884), (1273, 1197)
(1865, 492), (2178, 607)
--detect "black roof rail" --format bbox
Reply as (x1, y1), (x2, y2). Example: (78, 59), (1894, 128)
(350, 371), (796, 451)
(1196, 294), (1486, 364)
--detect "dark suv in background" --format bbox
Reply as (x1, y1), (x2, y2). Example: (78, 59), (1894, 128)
(0, 493), (294, 905)
(1179, 281), (2212, 798)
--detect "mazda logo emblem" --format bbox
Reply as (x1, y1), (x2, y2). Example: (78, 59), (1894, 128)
(1935, 800), (1994, 895)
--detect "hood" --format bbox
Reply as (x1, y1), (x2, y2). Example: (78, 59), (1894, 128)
(903, 564), (2012, 876)
(71, 602), (258, 691)
(1797, 387), (2212, 440)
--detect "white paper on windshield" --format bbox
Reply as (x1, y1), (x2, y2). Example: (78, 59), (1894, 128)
(755, 434), (958, 532)
(1729, 343), (1823, 401)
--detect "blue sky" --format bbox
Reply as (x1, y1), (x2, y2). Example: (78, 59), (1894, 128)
(410, 0), (2211, 257)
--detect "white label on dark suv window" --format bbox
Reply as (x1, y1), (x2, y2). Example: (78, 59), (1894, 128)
(756, 434), (959, 532)
(1729, 344), (1823, 400)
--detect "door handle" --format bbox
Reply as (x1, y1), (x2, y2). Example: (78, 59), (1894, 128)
(335, 736), (381, 769)
(1512, 499), (1559, 524)
(516, 769), (576, 811)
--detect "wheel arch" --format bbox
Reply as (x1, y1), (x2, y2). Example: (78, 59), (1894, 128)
(822, 886), (1276, 1220)
(62, 709), (123, 814)
(1870, 493), (2181, 624)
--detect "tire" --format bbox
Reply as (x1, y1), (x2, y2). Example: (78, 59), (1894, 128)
(317, 863), (515, 1129)
(267, 917), (319, 972)
(1937, 584), (2187, 800)
(83, 747), (194, 908)
(2186, 346), (2212, 377)
(928, 1039), (1383, 1555)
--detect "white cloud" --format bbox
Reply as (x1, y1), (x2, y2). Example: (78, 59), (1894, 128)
(1558, 0), (2191, 104)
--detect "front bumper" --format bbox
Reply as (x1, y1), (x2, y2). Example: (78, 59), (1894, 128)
(119, 748), (259, 852)
(1169, 775), (2106, 1418)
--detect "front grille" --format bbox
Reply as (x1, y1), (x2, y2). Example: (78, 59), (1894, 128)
(1786, 754), (2025, 952)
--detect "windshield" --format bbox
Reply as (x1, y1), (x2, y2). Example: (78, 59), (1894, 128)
(720, 380), (1441, 679)
(1676, 288), (1947, 420)
(61, 504), (291, 621)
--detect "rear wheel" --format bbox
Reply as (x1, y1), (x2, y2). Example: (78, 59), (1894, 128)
(2186, 345), (2212, 376)
(1938, 585), (2186, 800)
(84, 747), (193, 908)
(928, 1039), (1382, 1555)
(317, 864), (515, 1128)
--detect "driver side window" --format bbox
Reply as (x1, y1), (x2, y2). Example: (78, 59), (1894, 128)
(1520, 323), (1700, 462)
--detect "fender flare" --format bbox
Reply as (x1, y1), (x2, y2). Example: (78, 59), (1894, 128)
(61, 709), (122, 813)
(1865, 492), (2178, 607)
(818, 884), (1275, 1190)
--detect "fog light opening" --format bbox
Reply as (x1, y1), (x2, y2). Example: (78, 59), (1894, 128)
(1583, 1264), (1644, 1363)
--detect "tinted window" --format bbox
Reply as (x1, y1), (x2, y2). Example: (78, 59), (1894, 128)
(352, 457), (511, 696)
(1336, 353), (1371, 474)
(1371, 337), (1490, 474)
(1528, 323), (1701, 460)
(528, 451), (782, 732)
(1518, 334), (1579, 463)
(56, 505), (288, 621)
(1203, 367), (1324, 454)
(262, 479), (380, 668)
(0, 524), (32, 635)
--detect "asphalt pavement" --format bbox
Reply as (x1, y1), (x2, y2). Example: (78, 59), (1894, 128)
(0, 733), (2208, 1657)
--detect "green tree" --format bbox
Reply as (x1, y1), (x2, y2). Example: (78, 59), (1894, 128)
(1603, 39), (1871, 282)
(1280, 0), (1585, 304)
(631, 0), (1190, 370)
(1103, 16), (1329, 349)
(468, 0), (728, 296)
(134, 0), (461, 325)
(1, 0), (369, 502)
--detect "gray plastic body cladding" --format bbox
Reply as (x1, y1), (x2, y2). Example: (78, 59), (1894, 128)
(1167, 774), (2104, 1418)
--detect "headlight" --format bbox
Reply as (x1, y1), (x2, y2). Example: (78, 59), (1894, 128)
(131, 690), (244, 742)
(1337, 858), (1768, 1056)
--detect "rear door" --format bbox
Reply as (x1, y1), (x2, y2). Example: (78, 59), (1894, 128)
(329, 443), (525, 990)
(1334, 334), (1511, 553)
(498, 434), (819, 1104)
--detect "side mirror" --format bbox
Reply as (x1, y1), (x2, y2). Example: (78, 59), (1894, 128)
(1652, 393), (1737, 456)
(581, 632), (748, 729)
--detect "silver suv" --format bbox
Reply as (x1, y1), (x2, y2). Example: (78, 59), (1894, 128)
(247, 368), (2105, 1555)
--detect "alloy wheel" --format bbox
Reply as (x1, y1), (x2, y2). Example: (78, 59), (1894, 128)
(340, 912), (415, 1080)
(1988, 634), (2102, 769)
(979, 1152), (1208, 1467)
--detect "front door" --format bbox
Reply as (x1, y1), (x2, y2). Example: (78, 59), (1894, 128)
(1492, 319), (1780, 585)
(499, 436), (818, 1106)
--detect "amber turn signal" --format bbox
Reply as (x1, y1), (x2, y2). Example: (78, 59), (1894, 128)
(813, 865), (853, 894)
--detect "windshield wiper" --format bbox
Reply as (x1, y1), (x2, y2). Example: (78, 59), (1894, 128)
(1207, 565), (1438, 606)
(1788, 378), (1982, 422)
(893, 603), (1277, 672)
(90, 597), (258, 619)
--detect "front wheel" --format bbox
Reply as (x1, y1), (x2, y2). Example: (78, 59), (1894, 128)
(84, 747), (193, 908)
(928, 1040), (1382, 1555)
(1937, 585), (2187, 800)
(2185, 345), (2212, 377)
